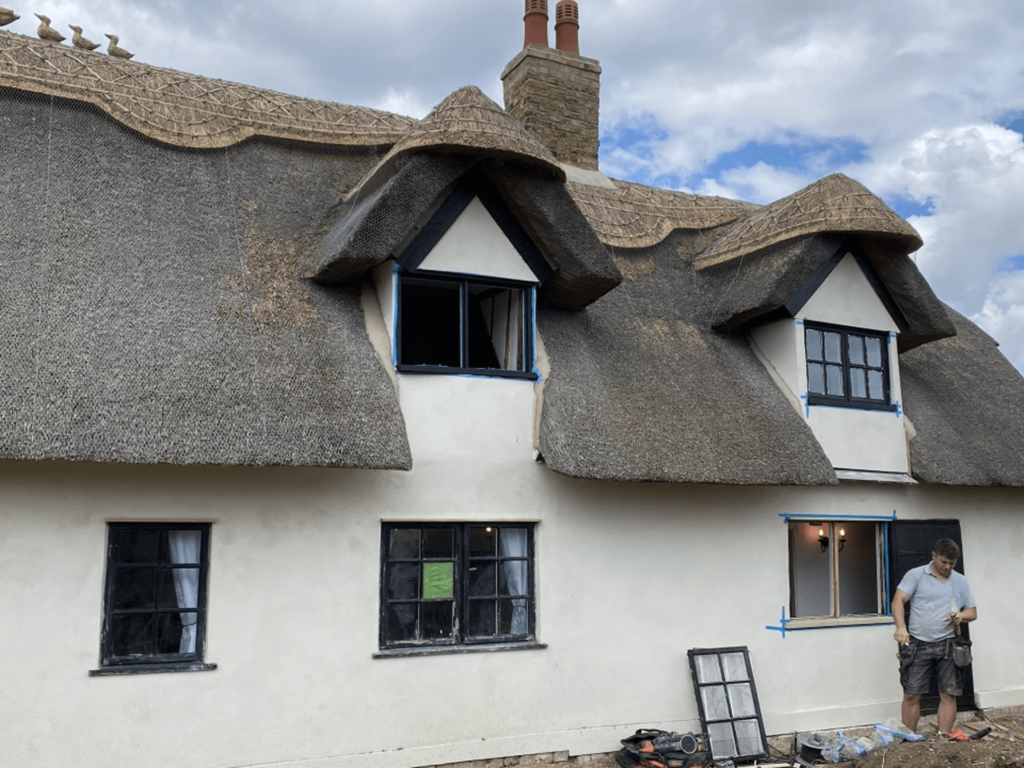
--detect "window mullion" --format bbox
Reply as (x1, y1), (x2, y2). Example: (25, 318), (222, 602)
(460, 280), (469, 369)
(830, 522), (841, 617)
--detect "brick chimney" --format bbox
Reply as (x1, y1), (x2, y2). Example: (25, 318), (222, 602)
(501, 0), (601, 171)
(524, 0), (548, 48)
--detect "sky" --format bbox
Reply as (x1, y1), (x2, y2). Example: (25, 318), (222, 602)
(7, 0), (1024, 372)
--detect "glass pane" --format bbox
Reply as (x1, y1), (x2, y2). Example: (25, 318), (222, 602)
(850, 368), (867, 398)
(735, 719), (765, 756)
(848, 335), (865, 366)
(499, 597), (529, 636)
(707, 722), (737, 759)
(113, 567), (156, 610)
(468, 562), (496, 597)
(469, 527), (496, 557)
(694, 654), (723, 683)
(420, 601), (453, 640)
(499, 561), (528, 596)
(727, 683), (756, 716)
(399, 281), (461, 368)
(468, 286), (526, 371)
(868, 369), (885, 400)
(865, 336), (883, 367)
(117, 529), (159, 564)
(155, 611), (188, 654)
(158, 568), (199, 609)
(388, 563), (419, 600)
(111, 613), (154, 656)
(500, 528), (529, 557)
(805, 329), (822, 361)
(701, 685), (730, 720)
(722, 652), (748, 681)
(423, 528), (454, 559)
(389, 529), (419, 560)
(824, 332), (842, 363)
(469, 599), (497, 636)
(422, 562), (453, 599)
(807, 363), (825, 395)
(387, 604), (417, 643)
(826, 364), (844, 396)
(167, 530), (201, 564)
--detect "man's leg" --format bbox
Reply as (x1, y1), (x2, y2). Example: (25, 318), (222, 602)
(937, 692), (958, 733)
(902, 693), (921, 733)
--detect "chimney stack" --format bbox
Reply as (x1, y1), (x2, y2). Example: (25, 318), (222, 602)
(554, 0), (579, 54)
(523, 0), (548, 48)
(503, 0), (601, 170)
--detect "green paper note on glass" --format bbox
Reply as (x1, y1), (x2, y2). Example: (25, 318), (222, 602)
(422, 562), (454, 599)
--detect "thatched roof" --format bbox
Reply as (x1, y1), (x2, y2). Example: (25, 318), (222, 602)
(695, 174), (923, 270)
(568, 178), (759, 248)
(0, 29), (415, 148)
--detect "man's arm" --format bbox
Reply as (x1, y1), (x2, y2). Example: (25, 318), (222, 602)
(892, 588), (911, 644)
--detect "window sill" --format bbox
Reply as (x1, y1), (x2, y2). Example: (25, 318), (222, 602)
(89, 662), (217, 676)
(835, 469), (917, 485)
(786, 616), (894, 631)
(397, 365), (538, 381)
(374, 642), (547, 659)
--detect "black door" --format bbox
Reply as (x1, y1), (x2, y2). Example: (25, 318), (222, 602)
(888, 520), (975, 714)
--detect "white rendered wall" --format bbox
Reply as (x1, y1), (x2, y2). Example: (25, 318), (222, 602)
(751, 254), (910, 473)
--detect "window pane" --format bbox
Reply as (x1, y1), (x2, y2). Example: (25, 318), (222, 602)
(695, 654), (723, 683)
(727, 683), (756, 716)
(850, 368), (867, 399)
(701, 685), (730, 720)
(499, 597), (529, 636)
(824, 332), (842, 363)
(735, 719), (765, 757)
(113, 567), (157, 610)
(808, 363), (825, 395)
(156, 612), (189, 654)
(469, 599), (497, 636)
(468, 563), (496, 597)
(469, 286), (526, 371)
(826, 364), (844, 396)
(400, 281), (461, 367)
(865, 336), (883, 367)
(848, 335), (865, 366)
(387, 604), (418, 643)
(721, 653), (748, 681)
(707, 722), (737, 758)
(158, 568), (199, 609)
(389, 529), (419, 560)
(422, 562), (453, 599)
(388, 563), (419, 600)
(469, 527), (496, 557)
(868, 369), (885, 400)
(805, 329), (822, 361)
(499, 561), (528, 596)
(111, 614), (154, 656)
(420, 601), (454, 640)
(117, 529), (159, 564)
(423, 528), (454, 559)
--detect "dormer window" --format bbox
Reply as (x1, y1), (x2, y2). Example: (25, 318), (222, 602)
(804, 322), (893, 410)
(398, 272), (535, 379)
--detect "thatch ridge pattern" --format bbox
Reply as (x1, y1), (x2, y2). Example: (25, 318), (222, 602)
(695, 174), (923, 269)
(0, 30), (416, 148)
(568, 178), (759, 248)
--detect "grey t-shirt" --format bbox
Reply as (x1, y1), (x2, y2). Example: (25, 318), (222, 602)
(897, 562), (976, 642)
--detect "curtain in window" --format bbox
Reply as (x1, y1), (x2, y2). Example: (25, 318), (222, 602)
(499, 528), (528, 635)
(168, 531), (201, 653)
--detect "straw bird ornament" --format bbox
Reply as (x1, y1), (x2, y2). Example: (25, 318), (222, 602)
(35, 13), (65, 42)
(0, 7), (19, 26)
(69, 25), (100, 51)
(105, 33), (133, 60)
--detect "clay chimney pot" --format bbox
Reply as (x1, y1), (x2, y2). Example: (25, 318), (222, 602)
(523, 0), (548, 49)
(555, 0), (579, 55)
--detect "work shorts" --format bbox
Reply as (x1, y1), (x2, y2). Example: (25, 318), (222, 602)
(899, 637), (963, 696)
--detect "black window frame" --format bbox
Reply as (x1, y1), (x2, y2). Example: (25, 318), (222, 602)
(98, 522), (211, 672)
(379, 522), (536, 651)
(688, 646), (768, 763)
(804, 321), (895, 411)
(395, 269), (538, 381)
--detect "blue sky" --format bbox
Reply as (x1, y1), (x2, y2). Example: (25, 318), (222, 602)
(9, 0), (1023, 372)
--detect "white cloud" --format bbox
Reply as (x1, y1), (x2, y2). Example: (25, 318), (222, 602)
(973, 271), (1024, 372)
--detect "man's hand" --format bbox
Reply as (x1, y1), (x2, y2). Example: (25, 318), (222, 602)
(950, 610), (963, 626)
(894, 627), (910, 645)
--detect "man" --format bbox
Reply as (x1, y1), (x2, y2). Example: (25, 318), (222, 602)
(891, 538), (977, 737)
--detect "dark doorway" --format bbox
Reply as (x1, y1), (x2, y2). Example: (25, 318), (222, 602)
(888, 520), (975, 715)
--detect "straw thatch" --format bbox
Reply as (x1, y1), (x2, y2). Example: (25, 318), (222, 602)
(695, 174), (923, 270)
(901, 306), (1024, 485)
(568, 178), (759, 248)
(0, 29), (415, 148)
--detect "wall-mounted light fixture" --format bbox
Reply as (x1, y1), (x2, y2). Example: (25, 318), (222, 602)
(812, 522), (848, 553)
(817, 526), (829, 553)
